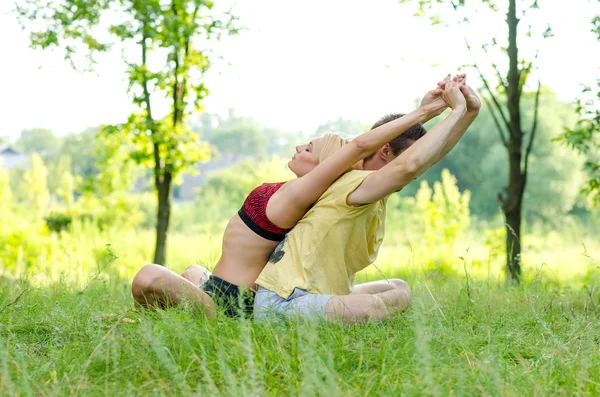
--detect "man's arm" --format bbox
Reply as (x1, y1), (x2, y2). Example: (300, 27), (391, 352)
(266, 89), (448, 229)
(434, 79), (481, 162)
(347, 79), (468, 206)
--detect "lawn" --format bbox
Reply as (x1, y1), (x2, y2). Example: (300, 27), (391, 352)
(2, 262), (599, 396)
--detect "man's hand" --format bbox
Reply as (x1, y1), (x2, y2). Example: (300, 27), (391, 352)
(440, 76), (467, 112)
(438, 74), (481, 114)
(459, 84), (481, 114)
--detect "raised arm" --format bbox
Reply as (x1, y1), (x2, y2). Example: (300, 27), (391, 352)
(433, 75), (481, 162)
(267, 88), (448, 228)
(347, 78), (469, 206)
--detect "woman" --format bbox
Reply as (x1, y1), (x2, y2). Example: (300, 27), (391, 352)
(131, 84), (448, 317)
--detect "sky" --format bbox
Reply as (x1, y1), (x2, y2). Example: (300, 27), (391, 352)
(0, 0), (598, 140)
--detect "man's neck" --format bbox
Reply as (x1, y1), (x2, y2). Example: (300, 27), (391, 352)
(362, 157), (385, 171)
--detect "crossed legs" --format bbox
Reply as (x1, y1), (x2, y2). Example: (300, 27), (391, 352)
(325, 279), (411, 323)
(131, 264), (215, 315)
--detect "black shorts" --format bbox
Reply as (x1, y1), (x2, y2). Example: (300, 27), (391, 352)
(202, 275), (254, 317)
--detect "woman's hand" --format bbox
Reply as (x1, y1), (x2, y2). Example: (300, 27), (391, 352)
(419, 86), (447, 120)
(440, 76), (467, 112)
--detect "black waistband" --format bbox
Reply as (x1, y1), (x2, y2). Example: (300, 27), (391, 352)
(238, 208), (285, 242)
(203, 275), (254, 317)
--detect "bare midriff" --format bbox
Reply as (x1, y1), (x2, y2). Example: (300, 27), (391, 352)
(210, 213), (280, 291)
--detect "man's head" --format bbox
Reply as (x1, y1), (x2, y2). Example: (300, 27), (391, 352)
(362, 113), (428, 171)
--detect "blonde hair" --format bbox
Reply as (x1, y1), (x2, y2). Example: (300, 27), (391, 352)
(318, 133), (363, 171)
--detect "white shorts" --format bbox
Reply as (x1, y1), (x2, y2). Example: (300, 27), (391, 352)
(253, 286), (333, 320)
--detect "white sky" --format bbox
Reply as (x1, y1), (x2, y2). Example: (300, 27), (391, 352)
(0, 0), (598, 139)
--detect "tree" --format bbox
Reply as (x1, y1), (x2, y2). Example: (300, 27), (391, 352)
(415, 89), (582, 224)
(314, 117), (368, 138)
(0, 167), (12, 213)
(556, 11), (600, 205)
(15, 128), (59, 153)
(209, 116), (268, 157)
(18, 0), (240, 264)
(22, 154), (50, 218)
(398, 0), (550, 282)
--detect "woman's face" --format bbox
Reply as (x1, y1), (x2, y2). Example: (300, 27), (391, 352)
(288, 138), (322, 177)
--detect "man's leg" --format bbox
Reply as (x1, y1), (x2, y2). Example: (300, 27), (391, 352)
(325, 279), (410, 323)
(132, 264), (215, 315)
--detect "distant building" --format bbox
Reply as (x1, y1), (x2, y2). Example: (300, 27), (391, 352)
(0, 145), (30, 169)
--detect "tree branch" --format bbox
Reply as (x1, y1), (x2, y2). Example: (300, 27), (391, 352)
(523, 79), (541, 180)
(481, 44), (508, 95)
(472, 62), (512, 135)
(141, 20), (161, 186)
(481, 93), (509, 147)
(518, 50), (539, 98)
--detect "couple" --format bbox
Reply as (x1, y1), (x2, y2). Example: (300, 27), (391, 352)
(132, 74), (480, 323)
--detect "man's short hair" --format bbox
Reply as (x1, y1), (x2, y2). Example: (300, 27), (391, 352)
(368, 113), (428, 158)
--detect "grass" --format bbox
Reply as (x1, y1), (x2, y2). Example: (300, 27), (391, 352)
(1, 262), (599, 396)
(1, 214), (599, 396)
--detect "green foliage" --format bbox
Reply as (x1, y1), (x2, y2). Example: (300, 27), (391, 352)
(554, 8), (600, 205)
(314, 117), (369, 138)
(410, 90), (584, 224)
(44, 212), (73, 233)
(415, 169), (471, 248)
(556, 80), (600, 205)
(0, 166), (12, 213)
(58, 128), (101, 186)
(17, 0), (241, 263)
(22, 154), (50, 218)
(209, 117), (268, 157)
(14, 128), (60, 153)
(56, 164), (75, 210)
(1, 264), (599, 394)
(193, 156), (295, 223)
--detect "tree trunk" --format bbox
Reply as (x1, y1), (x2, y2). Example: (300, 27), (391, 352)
(503, 141), (524, 281)
(501, 0), (524, 282)
(153, 170), (172, 265)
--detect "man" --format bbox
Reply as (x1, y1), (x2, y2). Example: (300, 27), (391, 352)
(253, 76), (481, 323)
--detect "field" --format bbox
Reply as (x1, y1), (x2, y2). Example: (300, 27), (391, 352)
(1, 218), (599, 396)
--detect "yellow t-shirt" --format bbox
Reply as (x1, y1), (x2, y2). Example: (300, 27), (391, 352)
(255, 170), (388, 298)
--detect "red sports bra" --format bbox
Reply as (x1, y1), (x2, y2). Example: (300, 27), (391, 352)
(238, 182), (292, 241)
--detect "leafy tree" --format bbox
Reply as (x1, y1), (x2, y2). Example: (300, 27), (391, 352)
(18, 0), (240, 264)
(0, 167), (12, 213)
(398, 0), (552, 281)
(15, 128), (60, 153)
(209, 117), (268, 157)
(556, 10), (600, 205)
(415, 169), (471, 249)
(57, 162), (75, 210)
(314, 118), (368, 138)
(415, 89), (582, 224)
(59, 128), (100, 182)
(22, 154), (50, 218)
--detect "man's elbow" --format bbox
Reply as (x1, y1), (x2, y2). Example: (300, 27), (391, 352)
(399, 157), (422, 178)
(388, 159), (422, 190)
(352, 136), (381, 158)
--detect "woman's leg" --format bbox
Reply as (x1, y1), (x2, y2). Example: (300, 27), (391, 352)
(180, 264), (211, 287)
(132, 264), (215, 315)
(325, 279), (410, 323)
